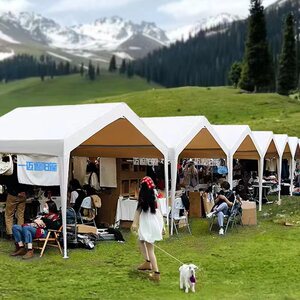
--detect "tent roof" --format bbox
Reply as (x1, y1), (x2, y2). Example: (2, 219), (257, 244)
(288, 137), (299, 159)
(252, 131), (279, 158)
(273, 134), (291, 158)
(213, 125), (261, 159)
(142, 116), (228, 159)
(0, 103), (168, 158)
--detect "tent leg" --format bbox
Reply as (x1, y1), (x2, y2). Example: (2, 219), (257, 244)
(258, 157), (264, 212)
(59, 155), (70, 259)
(164, 155), (169, 230)
(277, 156), (282, 205)
(170, 158), (178, 236)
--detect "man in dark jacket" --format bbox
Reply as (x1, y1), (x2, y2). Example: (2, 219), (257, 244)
(3, 157), (30, 239)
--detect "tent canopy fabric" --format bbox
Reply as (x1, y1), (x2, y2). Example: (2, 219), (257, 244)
(142, 116), (228, 160)
(273, 134), (291, 159)
(212, 125), (261, 159)
(0, 103), (168, 158)
(288, 137), (299, 159)
(252, 131), (279, 159)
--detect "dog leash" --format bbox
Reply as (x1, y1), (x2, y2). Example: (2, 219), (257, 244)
(154, 244), (185, 265)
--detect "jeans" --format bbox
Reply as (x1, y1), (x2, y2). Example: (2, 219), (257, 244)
(12, 225), (45, 244)
(214, 202), (229, 228)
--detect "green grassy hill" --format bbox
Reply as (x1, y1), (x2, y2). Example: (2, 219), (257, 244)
(92, 86), (300, 136)
(0, 72), (162, 116)
(0, 73), (299, 136)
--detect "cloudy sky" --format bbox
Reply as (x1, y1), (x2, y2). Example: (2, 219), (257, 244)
(0, 0), (278, 29)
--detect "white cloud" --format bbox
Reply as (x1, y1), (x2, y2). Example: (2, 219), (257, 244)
(0, 0), (32, 13)
(48, 0), (140, 13)
(158, 0), (277, 20)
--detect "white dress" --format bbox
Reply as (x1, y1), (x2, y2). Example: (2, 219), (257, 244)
(138, 209), (164, 244)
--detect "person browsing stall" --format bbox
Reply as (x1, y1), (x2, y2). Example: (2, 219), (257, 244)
(131, 176), (164, 282)
(3, 155), (31, 239)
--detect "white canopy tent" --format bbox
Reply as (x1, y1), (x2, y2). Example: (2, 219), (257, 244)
(273, 134), (291, 203)
(252, 131), (279, 211)
(0, 103), (169, 258)
(142, 116), (228, 234)
(288, 137), (300, 196)
(212, 125), (262, 191)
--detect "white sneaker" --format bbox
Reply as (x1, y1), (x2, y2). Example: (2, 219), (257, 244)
(206, 212), (214, 219)
(219, 228), (224, 235)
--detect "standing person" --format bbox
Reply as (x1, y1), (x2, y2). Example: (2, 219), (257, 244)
(131, 176), (164, 282)
(4, 156), (30, 239)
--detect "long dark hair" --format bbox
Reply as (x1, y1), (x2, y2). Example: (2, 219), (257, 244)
(137, 182), (156, 214)
(46, 200), (58, 214)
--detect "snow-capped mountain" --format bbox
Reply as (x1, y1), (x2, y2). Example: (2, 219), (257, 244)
(0, 12), (168, 52)
(72, 16), (169, 50)
(167, 13), (241, 42)
(0, 11), (241, 62)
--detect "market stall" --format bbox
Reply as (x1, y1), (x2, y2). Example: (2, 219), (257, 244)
(273, 134), (292, 203)
(0, 103), (168, 258)
(252, 131), (279, 211)
(142, 116), (228, 234)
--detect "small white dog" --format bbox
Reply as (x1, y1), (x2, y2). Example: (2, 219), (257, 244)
(179, 264), (198, 293)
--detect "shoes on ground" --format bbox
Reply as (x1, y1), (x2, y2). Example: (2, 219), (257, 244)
(137, 260), (152, 271)
(219, 228), (224, 235)
(206, 212), (214, 219)
(22, 249), (34, 260)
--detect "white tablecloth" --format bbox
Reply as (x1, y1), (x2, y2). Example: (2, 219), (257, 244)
(115, 197), (138, 225)
(115, 197), (168, 226)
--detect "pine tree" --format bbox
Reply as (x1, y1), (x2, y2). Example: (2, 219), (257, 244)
(96, 64), (100, 76)
(228, 61), (242, 87)
(126, 62), (134, 78)
(80, 62), (84, 77)
(239, 0), (274, 92)
(108, 55), (117, 72)
(277, 13), (297, 95)
(88, 60), (95, 80)
(39, 54), (46, 81)
(119, 59), (126, 74)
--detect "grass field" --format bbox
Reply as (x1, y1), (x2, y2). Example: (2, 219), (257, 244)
(0, 72), (161, 116)
(0, 73), (298, 135)
(92, 86), (300, 136)
(0, 196), (299, 300)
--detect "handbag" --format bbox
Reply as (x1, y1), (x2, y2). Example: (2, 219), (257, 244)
(0, 154), (13, 176)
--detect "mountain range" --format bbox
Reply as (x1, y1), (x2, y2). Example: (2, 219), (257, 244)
(0, 11), (240, 64)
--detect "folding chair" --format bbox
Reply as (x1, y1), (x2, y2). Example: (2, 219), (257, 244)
(224, 199), (242, 234)
(171, 197), (191, 234)
(209, 197), (242, 234)
(78, 196), (97, 227)
(34, 226), (63, 257)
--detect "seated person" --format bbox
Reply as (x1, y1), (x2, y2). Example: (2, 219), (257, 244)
(235, 179), (249, 200)
(206, 181), (235, 235)
(69, 179), (86, 213)
(10, 200), (61, 259)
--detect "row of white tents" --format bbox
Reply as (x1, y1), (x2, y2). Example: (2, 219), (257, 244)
(0, 103), (299, 258)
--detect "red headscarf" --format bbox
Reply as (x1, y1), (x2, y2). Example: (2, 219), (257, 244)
(141, 176), (155, 190)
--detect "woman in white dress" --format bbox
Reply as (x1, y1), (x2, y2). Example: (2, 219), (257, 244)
(131, 176), (164, 282)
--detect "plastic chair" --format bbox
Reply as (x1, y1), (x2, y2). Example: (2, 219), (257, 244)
(171, 197), (191, 234)
(78, 196), (97, 227)
(34, 226), (63, 257)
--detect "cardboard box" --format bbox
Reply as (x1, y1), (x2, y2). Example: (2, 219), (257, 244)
(241, 201), (257, 225)
(189, 192), (202, 217)
(77, 224), (98, 234)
